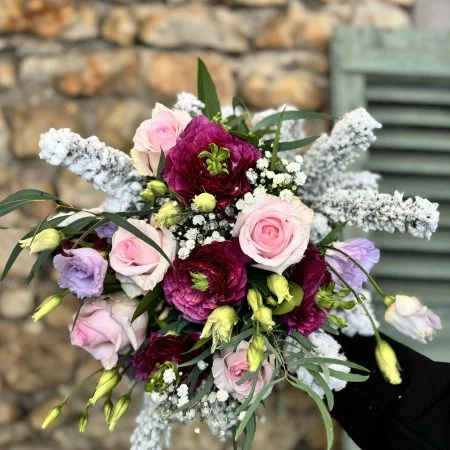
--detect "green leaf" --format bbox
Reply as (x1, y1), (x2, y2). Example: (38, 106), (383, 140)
(310, 371), (334, 410)
(270, 107), (285, 171)
(279, 135), (320, 151)
(235, 378), (282, 439)
(321, 323), (340, 336)
(230, 130), (260, 147)
(328, 368), (370, 383)
(197, 58), (220, 119)
(132, 285), (163, 322)
(1, 215), (68, 282)
(27, 250), (52, 283)
(272, 282), (303, 316)
(156, 149), (165, 180)
(294, 356), (370, 372)
(232, 96), (249, 115)
(217, 328), (253, 350)
(247, 268), (270, 296)
(60, 216), (100, 237)
(288, 376), (334, 450)
(186, 337), (210, 353)
(252, 111), (337, 132)
(263, 337), (284, 367)
(176, 374), (214, 412)
(243, 414), (256, 450)
(236, 370), (256, 386)
(289, 330), (316, 351)
(102, 213), (172, 265)
(0, 189), (62, 218)
(318, 223), (346, 248)
(178, 347), (212, 368)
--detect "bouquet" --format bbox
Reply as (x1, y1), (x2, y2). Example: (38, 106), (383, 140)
(0, 59), (441, 450)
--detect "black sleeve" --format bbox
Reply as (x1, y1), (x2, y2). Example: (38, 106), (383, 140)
(331, 334), (450, 450)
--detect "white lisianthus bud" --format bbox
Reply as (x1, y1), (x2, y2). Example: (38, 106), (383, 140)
(193, 192), (216, 213)
(375, 340), (402, 385)
(20, 229), (63, 254)
(385, 295), (441, 343)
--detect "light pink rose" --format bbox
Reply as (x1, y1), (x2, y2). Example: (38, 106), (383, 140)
(232, 194), (314, 274)
(109, 218), (177, 298)
(131, 103), (192, 176)
(212, 341), (274, 402)
(70, 293), (148, 369)
(385, 295), (441, 343)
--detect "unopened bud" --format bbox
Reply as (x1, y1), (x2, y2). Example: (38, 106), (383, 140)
(267, 274), (292, 304)
(41, 405), (62, 429)
(89, 370), (120, 405)
(247, 288), (263, 313)
(375, 340), (402, 385)
(140, 188), (156, 203)
(193, 192), (216, 213)
(253, 306), (275, 331)
(155, 201), (182, 228)
(79, 410), (89, 433)
(32, 291), (68, 321)
(108, 395), (131, 431)
(247, 335), (265, 372)
(102, 399), (114, 424)
(147, 180), (168, 197)
(20, 229), (63, 254)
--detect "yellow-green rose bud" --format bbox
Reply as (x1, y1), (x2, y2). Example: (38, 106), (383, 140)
(140, 188), (156, 203)
(375, 340), (402, 385)
(193, 192), (216, 213)
(155, 201), (182, 228)
(267, 274), (292, 304)
(79, 410), (89, 433)
(247, 335), (265, 372)
(20, 229), (63, 254)
(108, 394), (131, 431)
(102, 399), (114, 424)
(32, 291), (68, 322)
(200, 305), (238, 352)
(41, 405), (62, 429)
(247, 288), (263, 313)
(147, 180), (168, 197)
(88, 370), (120, 405)
(253, 306), (275, 331)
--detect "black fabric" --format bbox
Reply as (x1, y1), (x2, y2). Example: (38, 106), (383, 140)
(332, 334), (450, 450)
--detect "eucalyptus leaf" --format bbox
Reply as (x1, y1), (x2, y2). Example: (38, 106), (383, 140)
(0, 189), (62, 218)
(247, 268), (269, 296)
(252, 111), (337, 132)
(27, 250), (52, 283)
(197, 58), (220, 119)
(132, 285), (163, 322)
(156, 150), (165, 180)
(178, 347), (212, 368)
(328, 369), (370, 383)
(318, 223), (346, 248)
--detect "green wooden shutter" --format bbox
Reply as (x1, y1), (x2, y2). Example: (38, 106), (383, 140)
(331, 27), (450, 362)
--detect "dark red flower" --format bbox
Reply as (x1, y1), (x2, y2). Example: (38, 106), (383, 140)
(162, 116), (260, 208)
(130, 332), (198, 381)
(282, 247), (331, 335)
(163, 240), (249, 323)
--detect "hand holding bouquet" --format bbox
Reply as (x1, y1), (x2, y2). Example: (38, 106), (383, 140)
(0, 60), (441, 450)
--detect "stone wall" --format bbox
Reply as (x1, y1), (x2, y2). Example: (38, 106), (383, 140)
(0, 0), (413, 449)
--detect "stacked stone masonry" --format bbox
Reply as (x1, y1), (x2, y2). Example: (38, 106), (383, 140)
(0, 0), (413, 449)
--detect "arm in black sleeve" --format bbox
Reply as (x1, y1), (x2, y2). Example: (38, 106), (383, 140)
(331, 334), (450, 450)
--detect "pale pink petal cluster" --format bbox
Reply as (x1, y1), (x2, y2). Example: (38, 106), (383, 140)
(131, 103), (192, 176)
(109, 218), (177, 297)
(233, 194), (314, 274)
(385, 295), (441, 343)
(70, 293), (148, 369)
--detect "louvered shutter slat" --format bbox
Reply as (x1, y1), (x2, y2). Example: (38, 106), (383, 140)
(373, 129), (450, 152)
(369, 105), (450, 127)
(367, 85), (450, 106)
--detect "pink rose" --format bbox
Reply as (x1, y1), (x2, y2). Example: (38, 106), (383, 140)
(131, 103), (192, 176)
(70, 294), (148, 369)
(109, 218), (177, 298)
(232, 194), (314, 274)
(212, 341), (274, 402)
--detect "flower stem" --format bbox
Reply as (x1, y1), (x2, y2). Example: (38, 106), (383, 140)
(326, 262), (381, 342)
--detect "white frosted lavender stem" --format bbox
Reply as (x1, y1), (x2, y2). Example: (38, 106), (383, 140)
(39, 128), (146, 212)
(300, 108), (381, 198)
(328, 171), (380, 192)
(312, 189), (439, 239)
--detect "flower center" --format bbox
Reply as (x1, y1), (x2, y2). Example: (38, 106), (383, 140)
(198, 143), (230, 175)
(190, 272), (209, 291)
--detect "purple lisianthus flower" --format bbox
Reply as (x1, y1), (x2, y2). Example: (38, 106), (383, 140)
(95, 221), (118, 243)
(53, 248), (108, 299)
(282, 247), (331, 336)
(163, 240), (249, 323)
(162, 115), (260, 208)
(325, 238), (380, 291)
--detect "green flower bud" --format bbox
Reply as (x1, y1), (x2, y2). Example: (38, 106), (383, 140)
(79, 410), (89, 433)
(267, 274), (292, 304)
(32, 291), (69, 322)
(375, 340), (402, 385)
(190, 272), (209, 291)
(89, 370), (120, 405)
(140, 188), (156, 203)
(147, 180), (168, 197)
(247, 288), (263, 313)
(247, 335), (265, 372)
(102, 399), (114, 424)
(272, 282), (303, 316)
(20, 229), (63, 254)
(193, 192), (216, 213)
(108, 394), (131, 431)
(253, 306), (275, 331)
(155, 201), (182, 228)
(41, 405), (62, 429)
(200, 305), (238, 352)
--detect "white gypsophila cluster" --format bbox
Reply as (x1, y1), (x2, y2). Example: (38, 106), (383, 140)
(199, 395), (240, 441)
(39, 128), (146, 212)
(171, 211), (233, 259)
(310, 212), (332, 244)
(244, 152), (306, 198)
(173, 92), (205, 116)
(312, 189), (440, 239)
(285, 331), (350, 398)
(332, 289), (379, 338)
(299, 108), (382, 200)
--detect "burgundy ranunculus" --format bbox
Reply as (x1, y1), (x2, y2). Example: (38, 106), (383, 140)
(282, 247), (331, 336)
(163, 240), (249, 323)
(162, 116), (260, 208)
(130, 332), (198, 381)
